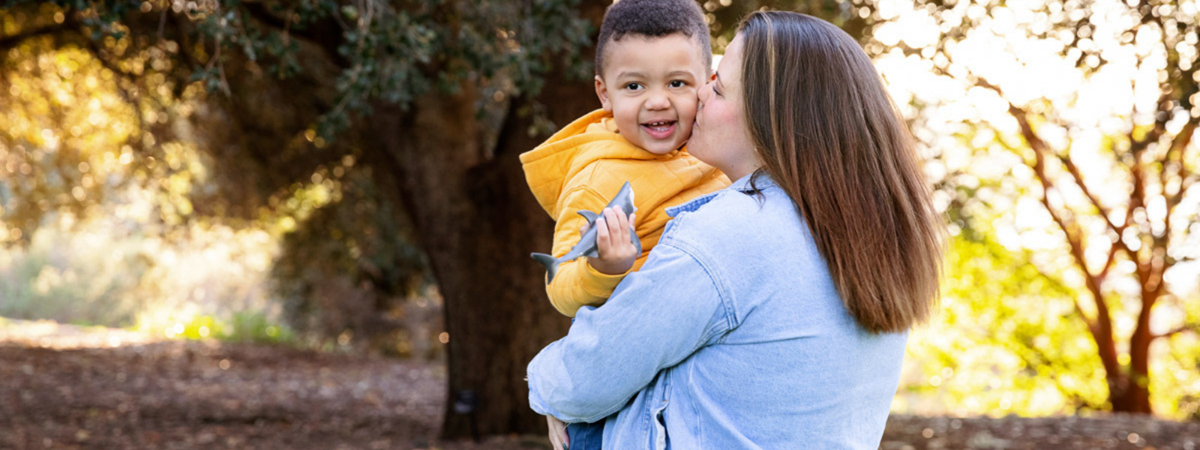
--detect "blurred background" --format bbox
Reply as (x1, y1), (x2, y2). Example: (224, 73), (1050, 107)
(0, 0), (1197, 447)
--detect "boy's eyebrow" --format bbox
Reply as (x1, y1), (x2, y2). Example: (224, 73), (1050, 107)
(613, 70), (698, 80)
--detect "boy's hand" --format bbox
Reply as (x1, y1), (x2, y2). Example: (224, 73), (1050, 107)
(581, 206), (638, 276)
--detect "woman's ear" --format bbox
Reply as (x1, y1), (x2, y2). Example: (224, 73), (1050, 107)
(595, 75), (613, 113)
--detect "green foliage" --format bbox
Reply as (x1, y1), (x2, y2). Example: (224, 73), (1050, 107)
(901, 234), (1110, 416)
(703, 0), (873, 51)
(6, 0), (598, 139)
(865, 0), (1200, 415)
(901, 228), (1200, 419)
(139, 312), (295, 344)
(221, 311), (295, 344)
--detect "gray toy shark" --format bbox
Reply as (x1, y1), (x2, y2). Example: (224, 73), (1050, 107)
(531, 181), (641, 284)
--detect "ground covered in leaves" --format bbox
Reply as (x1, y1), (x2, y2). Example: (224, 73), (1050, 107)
(1, 321), (1198, 450)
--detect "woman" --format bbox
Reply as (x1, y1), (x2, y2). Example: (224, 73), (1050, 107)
(528, 11), (943, 449)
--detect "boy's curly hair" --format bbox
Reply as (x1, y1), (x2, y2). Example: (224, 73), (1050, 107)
(595, 0), (712, 78)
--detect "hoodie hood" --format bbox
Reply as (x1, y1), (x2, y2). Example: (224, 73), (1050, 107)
(520, 109), (678, 217)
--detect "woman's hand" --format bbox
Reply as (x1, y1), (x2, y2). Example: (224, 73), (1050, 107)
(546, 415), (569, 450)
(583, 206), (638, 275)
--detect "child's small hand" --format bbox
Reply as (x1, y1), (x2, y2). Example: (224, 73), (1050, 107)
(584, 206), (638, 275)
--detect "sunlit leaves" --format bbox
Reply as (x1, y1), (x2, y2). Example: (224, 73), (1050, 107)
(0, 39), (136, 242)
(901, 235), (1109, 416)
(868, 0), (1200, 416)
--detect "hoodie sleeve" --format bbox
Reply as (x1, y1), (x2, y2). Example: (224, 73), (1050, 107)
(545, 185), (632, 317)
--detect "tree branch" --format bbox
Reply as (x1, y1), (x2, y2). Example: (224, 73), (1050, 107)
(1154, 323), (1199, 340)
(169, 11), (202, 72)
(0, 17), (76, 53)
(1096, 243), (1120, 281)
(979, 77), (1124, 376)
(1127, 91), (1169, 154)
(1165, 122), (1197, 219)
(976, 77), (1137, 260)
(1126, 124), (1153, 292)
(78, 36), (150, 152)
(1031, 263), (1097, 333)
(1058, 152), (1130, 239)
(240, 1), (349, 67)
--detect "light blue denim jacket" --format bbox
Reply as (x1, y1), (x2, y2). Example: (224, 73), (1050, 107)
(527, 173), (908, 449)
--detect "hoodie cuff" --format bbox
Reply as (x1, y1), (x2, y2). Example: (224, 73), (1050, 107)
(580, 261), (630, 299)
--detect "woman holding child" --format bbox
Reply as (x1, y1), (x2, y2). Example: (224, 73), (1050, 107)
(527, 9), (943, 450)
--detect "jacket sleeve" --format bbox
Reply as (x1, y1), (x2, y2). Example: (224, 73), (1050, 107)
(527, 241), (736, 423)
(545, 185), (630, 317)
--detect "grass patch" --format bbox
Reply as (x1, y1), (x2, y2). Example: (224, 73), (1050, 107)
(142, 312), (295, 345)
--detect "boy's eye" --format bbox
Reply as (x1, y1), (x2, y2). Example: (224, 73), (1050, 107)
(669, 80), (686, 88)
(624, 83), (643, 91)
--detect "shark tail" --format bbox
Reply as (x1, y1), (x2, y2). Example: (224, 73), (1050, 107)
(531, 252), (560, 284)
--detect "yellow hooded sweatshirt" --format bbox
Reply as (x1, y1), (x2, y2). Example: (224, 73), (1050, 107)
(520, 109), (730, 317)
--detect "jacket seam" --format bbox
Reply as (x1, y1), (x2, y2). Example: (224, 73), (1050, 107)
(654, 240), (738, 341)
(687, 362), (704, 449)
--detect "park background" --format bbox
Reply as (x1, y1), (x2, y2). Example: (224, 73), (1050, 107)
(0, 0), (1198, 448)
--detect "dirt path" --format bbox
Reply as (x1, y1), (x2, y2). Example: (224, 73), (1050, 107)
(1, 324), (1198, 449)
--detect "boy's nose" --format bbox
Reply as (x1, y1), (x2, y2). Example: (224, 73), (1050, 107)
(645, 92), (670, 110)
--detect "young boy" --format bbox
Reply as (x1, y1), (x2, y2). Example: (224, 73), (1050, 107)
(521, 0), (727, 317)
(520, 0), (727, 447)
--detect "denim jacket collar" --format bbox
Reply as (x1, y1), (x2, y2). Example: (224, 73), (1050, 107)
(667, 171), (775, 217)
(730, 170), (776, 193)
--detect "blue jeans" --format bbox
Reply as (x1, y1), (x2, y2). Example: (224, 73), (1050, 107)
(566, 420), (604, 450)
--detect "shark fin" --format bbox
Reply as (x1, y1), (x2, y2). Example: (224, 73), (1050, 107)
(577, 210), (600, 227)
(531, 252), (561, 284)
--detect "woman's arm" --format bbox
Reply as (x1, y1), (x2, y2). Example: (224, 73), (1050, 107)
(527, 240), (737, 423)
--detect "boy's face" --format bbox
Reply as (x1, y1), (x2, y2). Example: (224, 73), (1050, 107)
(595, 33), (709, 155)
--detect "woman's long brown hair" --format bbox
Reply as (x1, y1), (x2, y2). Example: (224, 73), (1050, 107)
(739, 11), (944, 333)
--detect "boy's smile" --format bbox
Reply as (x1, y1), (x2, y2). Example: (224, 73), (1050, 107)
(595, 33), (709, 155)
(642, 120), (676, 140)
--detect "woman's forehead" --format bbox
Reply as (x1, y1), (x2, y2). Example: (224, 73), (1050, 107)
(717, 36), (744, 84)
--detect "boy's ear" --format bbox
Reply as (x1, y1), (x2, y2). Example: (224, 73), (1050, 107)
(595, 75), (613, 113)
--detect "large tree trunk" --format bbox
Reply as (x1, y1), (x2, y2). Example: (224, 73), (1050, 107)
(368, 5), (604, 436)
(1107, 363), (1152, 414)
(1111, 288), (1156, 414)
(1108, 375), (1152, 414)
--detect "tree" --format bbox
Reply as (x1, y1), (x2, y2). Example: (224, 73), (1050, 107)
(0, 0), (601, 437)
(869, 0), (1199, 413)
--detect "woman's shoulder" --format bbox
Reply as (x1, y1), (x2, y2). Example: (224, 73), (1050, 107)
(660, 176), (808, 255)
